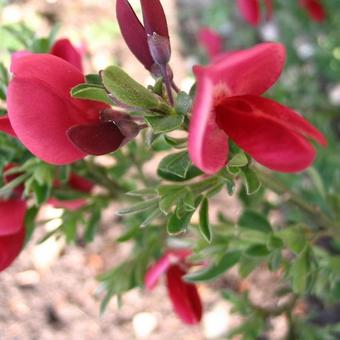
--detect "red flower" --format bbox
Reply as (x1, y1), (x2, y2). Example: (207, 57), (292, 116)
(299, 0), (326, 22)
(3, 38), (141, 165)
(116, 0), (170, 71)
(198, 27), (223, 60)
(0, 199), (26, 271)
(145, 249), (202, 325)
(49, 173), (94, 210)
(188, 43), (326, 175)
(236, 0), (273, 26)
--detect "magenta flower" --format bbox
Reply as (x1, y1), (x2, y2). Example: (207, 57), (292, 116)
(188, 43), (326, 175)
(145, 249), (202, 325)
(198, 27), (223, 60)
(116, 0), (170, 71)
(236, 0), (273, 26)
(3, 38), (141, 165)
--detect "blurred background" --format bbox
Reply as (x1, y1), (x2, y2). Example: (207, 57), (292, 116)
(1, 0), (340, 339)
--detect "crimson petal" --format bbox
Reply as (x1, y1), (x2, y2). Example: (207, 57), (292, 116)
(216, 96), (325, 172)
(0, 199), (27, 236)
(166, 265), (202, 325)
(0, 115), (16, 137)
(50, 38), (83, 71)
(67, 122), (125, 155)
(145, 253), (171, 290)
(116, 0), (154, 70)
(140, 0), (169, 38)
(0, 226), (25, 271)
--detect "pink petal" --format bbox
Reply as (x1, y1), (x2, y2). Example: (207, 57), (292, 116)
(116, 0), (154, 70)
(7, 54), (107, 164)
(0, 199), (27, 236)
(50, 38), (83, 71)
(216, 96), (324, 172)
(67, 122), (125, 156)
(140, 0), (169, 38)
(166, 265), (202, 325)
(200, 42), (286, 96)
(198, 27), (223, 59)
(0, 226), (25, 271)
(236, 0), (261, 26)
(145, 253), (171, 290)
(188, 71), (229, 174)
(0, 115), (16, 137)
(11, 50), (33, 63)
(8, 77), (86, 164)
(300, 0), (326, 22)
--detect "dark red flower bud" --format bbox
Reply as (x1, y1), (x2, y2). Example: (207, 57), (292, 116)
(116, 0), (154, 70)
(140, 0), (169, 38)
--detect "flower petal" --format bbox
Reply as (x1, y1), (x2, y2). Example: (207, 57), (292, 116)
(300, 0), (326, 22)
(188, 72), (229, 174)
(0, 115), (16, 137)
(200, 42), (286, 96)
(166, 265), (202, 325)
(0, 227), (25, 271)
(140, 0), (169, 38)
(67, 122), (125, 155)
(145, 253), (171, 290)
(216, 96), (322, 172)
(116, 0), (154, 70)
(236, 0), (260, 26)
(0, 199), (26, 236)
(8, 77), (86, 164)
(50, 38), (83, 71)
(48, 198), (88, 211)
(198, 27), (223, 59)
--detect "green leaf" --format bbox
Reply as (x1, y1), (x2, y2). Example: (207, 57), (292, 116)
(24, 206), (39, 244)
(167, 210), (193, 235)
(278, 226), (307, 254)
(102, 66), (159, 109)
(84, 210), (101, 243)
(140, 209), (163, 228)
(184, 250), (241, 282)
(238, 209), (272, 233)
(126, 188), (158, 198)
(159, 190), (183, 215)
(71, 83), (112, 105)
(85, 73), (102, 85)
(116, 198), (159, 216)
(239, 255), (259, 278)
(144, 115), (184, 133)
(31, 38), (50, 53)
(158, 151), (196, 180)
(32, 180), (51, 205)
(199, 197), (212, 243)
(291, 246), (310, 293)
(241, 167), (261, 195)
(63, 216), (78, 244)
(163, 135), (187, 149)
(34, 164), (53, 186)
(245, 244), (270, 257)
(175, 91), (192, 115)
(228, 152), (248, 168)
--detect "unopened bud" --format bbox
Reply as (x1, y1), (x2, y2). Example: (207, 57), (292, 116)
(147, 33), (171, 66)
